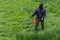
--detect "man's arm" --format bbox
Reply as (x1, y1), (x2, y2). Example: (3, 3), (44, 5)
(41, 9), (46, 20)
(42, 9), (46, 18)
(31, 9), (38, 18)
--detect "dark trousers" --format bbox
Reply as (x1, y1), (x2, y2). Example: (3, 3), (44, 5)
(35, 18), (44, 30)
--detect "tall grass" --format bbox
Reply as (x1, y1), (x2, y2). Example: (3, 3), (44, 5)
(0, 0), (60, 40)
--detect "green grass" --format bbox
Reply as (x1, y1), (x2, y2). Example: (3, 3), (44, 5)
(0, 0), (60, 40)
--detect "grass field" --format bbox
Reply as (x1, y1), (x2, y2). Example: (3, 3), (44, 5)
(0, 0), (60, 40)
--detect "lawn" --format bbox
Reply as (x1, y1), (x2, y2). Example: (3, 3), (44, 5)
(0, 0), (60, 40)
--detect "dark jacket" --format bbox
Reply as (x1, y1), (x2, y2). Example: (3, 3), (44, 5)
(32, 8), (46, 19)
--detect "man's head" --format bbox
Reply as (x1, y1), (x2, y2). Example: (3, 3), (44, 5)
(39, 3), (43, 10)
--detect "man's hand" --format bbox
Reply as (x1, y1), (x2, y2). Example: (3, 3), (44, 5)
(30, 16), (32, 18)
(41, 17), (43, 20)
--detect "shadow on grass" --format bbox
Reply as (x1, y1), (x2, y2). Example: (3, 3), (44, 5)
(16, 29), (59, 40)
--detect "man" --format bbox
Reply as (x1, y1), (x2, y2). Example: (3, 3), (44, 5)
(30, 3), (46, 31)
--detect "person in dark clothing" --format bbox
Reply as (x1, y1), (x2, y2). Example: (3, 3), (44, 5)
(30, 3), (46, 30)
